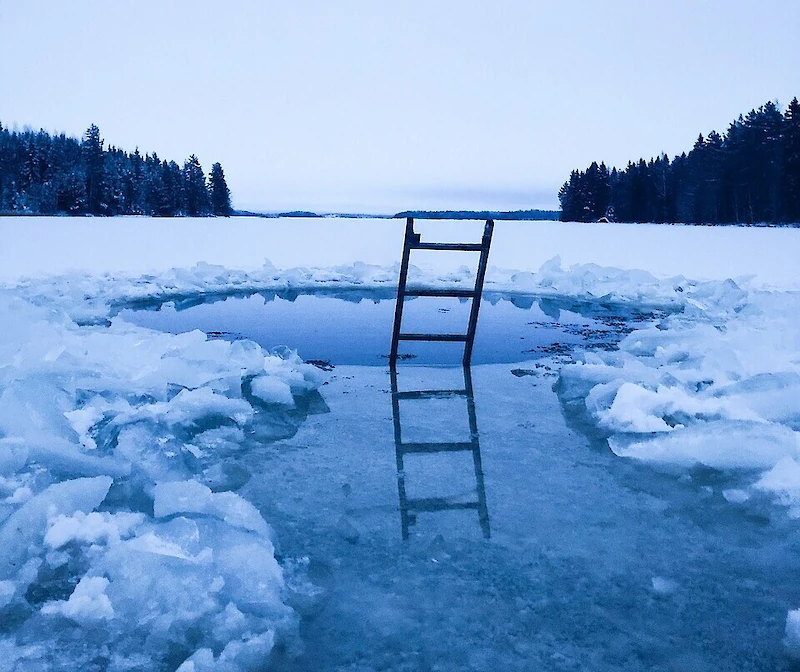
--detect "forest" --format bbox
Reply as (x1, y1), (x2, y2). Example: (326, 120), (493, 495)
(0, 123), (231, 217)
(559, 98), (800, 224)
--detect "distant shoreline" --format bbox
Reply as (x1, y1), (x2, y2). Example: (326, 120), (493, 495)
(2, 210), (798, 226)
(243, 208), (562, 221)
(0, 209), (561, 221)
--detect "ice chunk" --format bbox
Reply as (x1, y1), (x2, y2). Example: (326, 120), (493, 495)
(786, 609), (800, 656)
(0, 579), (14, 607)
(218, 630), (276, 670)
(0, 377), (79, 448)
(250, 374), (295, 407)
(190, 426), (247, 459)
(0, 476), (112, 580)
(44, 510), (144, 549)
(153, 480), (271, 537)
(201, 462), (251, 492)
(0, 437), (29, 475)
(27, 437), (130, 479)
(598, 382), (761, 434)
(177, 649), (216, 672)
(722, 489), (750, 504)
(111, 387), (254, 429)
(41, 575), (114, 621)
(754, 457), (800, 518)
(4, 485), (32, 504)
(651, 576), (678, 595)
(609, 421), (800, 470)
(90, 516), (290, 667)
(176, 632), (279, 672)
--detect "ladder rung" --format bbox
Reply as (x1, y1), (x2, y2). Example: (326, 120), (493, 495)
(411, 242), (483, 251)
(394, 389), (467, 400)
(405, 498), (480, 512)
(399, 441), (474, 454)
(397, 333), (468, 342)
(404, 288), (476, 298)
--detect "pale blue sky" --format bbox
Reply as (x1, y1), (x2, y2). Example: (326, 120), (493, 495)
(1, 0), (798, 213)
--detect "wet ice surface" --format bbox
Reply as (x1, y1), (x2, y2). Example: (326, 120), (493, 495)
(242, 362), (800, 671)
(117, 292), (800, 670)
(119, 291), (662, 367)
(6, 261), (800, 670)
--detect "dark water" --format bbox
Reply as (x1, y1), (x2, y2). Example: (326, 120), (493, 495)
(119, 290), (661, 366)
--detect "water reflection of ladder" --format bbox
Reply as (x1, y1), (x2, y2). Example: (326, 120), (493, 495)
(389, 364), (490, 539)
(388, 218), (493, 539)
(390, 217), (494, 367)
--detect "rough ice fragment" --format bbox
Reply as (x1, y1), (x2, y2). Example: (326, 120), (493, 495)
(0, 476), (112, 580)
(153, 480), (271, 537)
(41, 575), (114, 621)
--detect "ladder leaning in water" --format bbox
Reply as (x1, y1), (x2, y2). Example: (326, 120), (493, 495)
(388, 217), (494, 539)
(389, 217), (494, 367)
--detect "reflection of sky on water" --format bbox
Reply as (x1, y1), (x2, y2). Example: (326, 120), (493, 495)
(120, 290), (658, 366)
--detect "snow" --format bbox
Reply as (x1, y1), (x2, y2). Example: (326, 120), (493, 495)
(2, 215), (800, 667)
(3, 217), (800, 289)
(787, 609), (800, 656)
(41, 575), (115, 621)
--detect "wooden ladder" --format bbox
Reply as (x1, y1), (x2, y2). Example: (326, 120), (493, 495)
(387, 217), (493, 539)
(389, 217), (494, 367)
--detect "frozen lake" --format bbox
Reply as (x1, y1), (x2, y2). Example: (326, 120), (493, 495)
(118, 290), (800, 670)
(3, 216), (800, 670)
(253, 361), (800, 671)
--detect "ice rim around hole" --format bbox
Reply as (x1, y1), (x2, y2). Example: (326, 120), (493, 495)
(2, 254), (800, 667)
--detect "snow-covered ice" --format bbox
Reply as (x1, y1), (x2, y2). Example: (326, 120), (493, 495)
(2, 216), (800, 669)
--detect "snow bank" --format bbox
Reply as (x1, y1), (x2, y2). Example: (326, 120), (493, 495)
(555, 287), (800, 501)
(7, 255), (737, 327)
(548, 279), (800, 648)
(3, 217), (800, 290)
(0, 287), (325, 670)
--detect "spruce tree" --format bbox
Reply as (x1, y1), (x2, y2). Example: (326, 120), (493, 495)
(209, 162), (232, 216)
(182, 154), (210, 216)
(82, 124), (106, 214)
(784, 98), (800, 222)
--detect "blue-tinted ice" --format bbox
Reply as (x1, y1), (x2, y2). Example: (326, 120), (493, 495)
(121, 291), (800, 670)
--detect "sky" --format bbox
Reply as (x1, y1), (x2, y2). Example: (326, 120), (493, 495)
(1, 0), (798, 214)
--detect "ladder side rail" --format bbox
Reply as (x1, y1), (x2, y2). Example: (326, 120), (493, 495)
(390, 364), (412, 539)
(463, 364), (490, 538)
(390, 217), (416, 363)
(462, 219), (494, 366)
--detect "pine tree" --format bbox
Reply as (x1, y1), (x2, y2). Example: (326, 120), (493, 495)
(182, 154), (210, 216)
(209, 162), (232, 216)
(783, 98), (800, 222)
(83, 124), (106, 214)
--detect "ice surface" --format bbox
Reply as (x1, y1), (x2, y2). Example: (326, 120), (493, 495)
(0, 281), (325, 669)
(3, 219), (800, 667)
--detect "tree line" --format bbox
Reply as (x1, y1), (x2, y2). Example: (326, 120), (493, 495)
(558, 97), (800, 224)
(0, 123), (232, 216)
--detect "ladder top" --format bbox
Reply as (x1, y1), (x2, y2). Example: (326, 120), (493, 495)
(402, 217), (494, 249)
